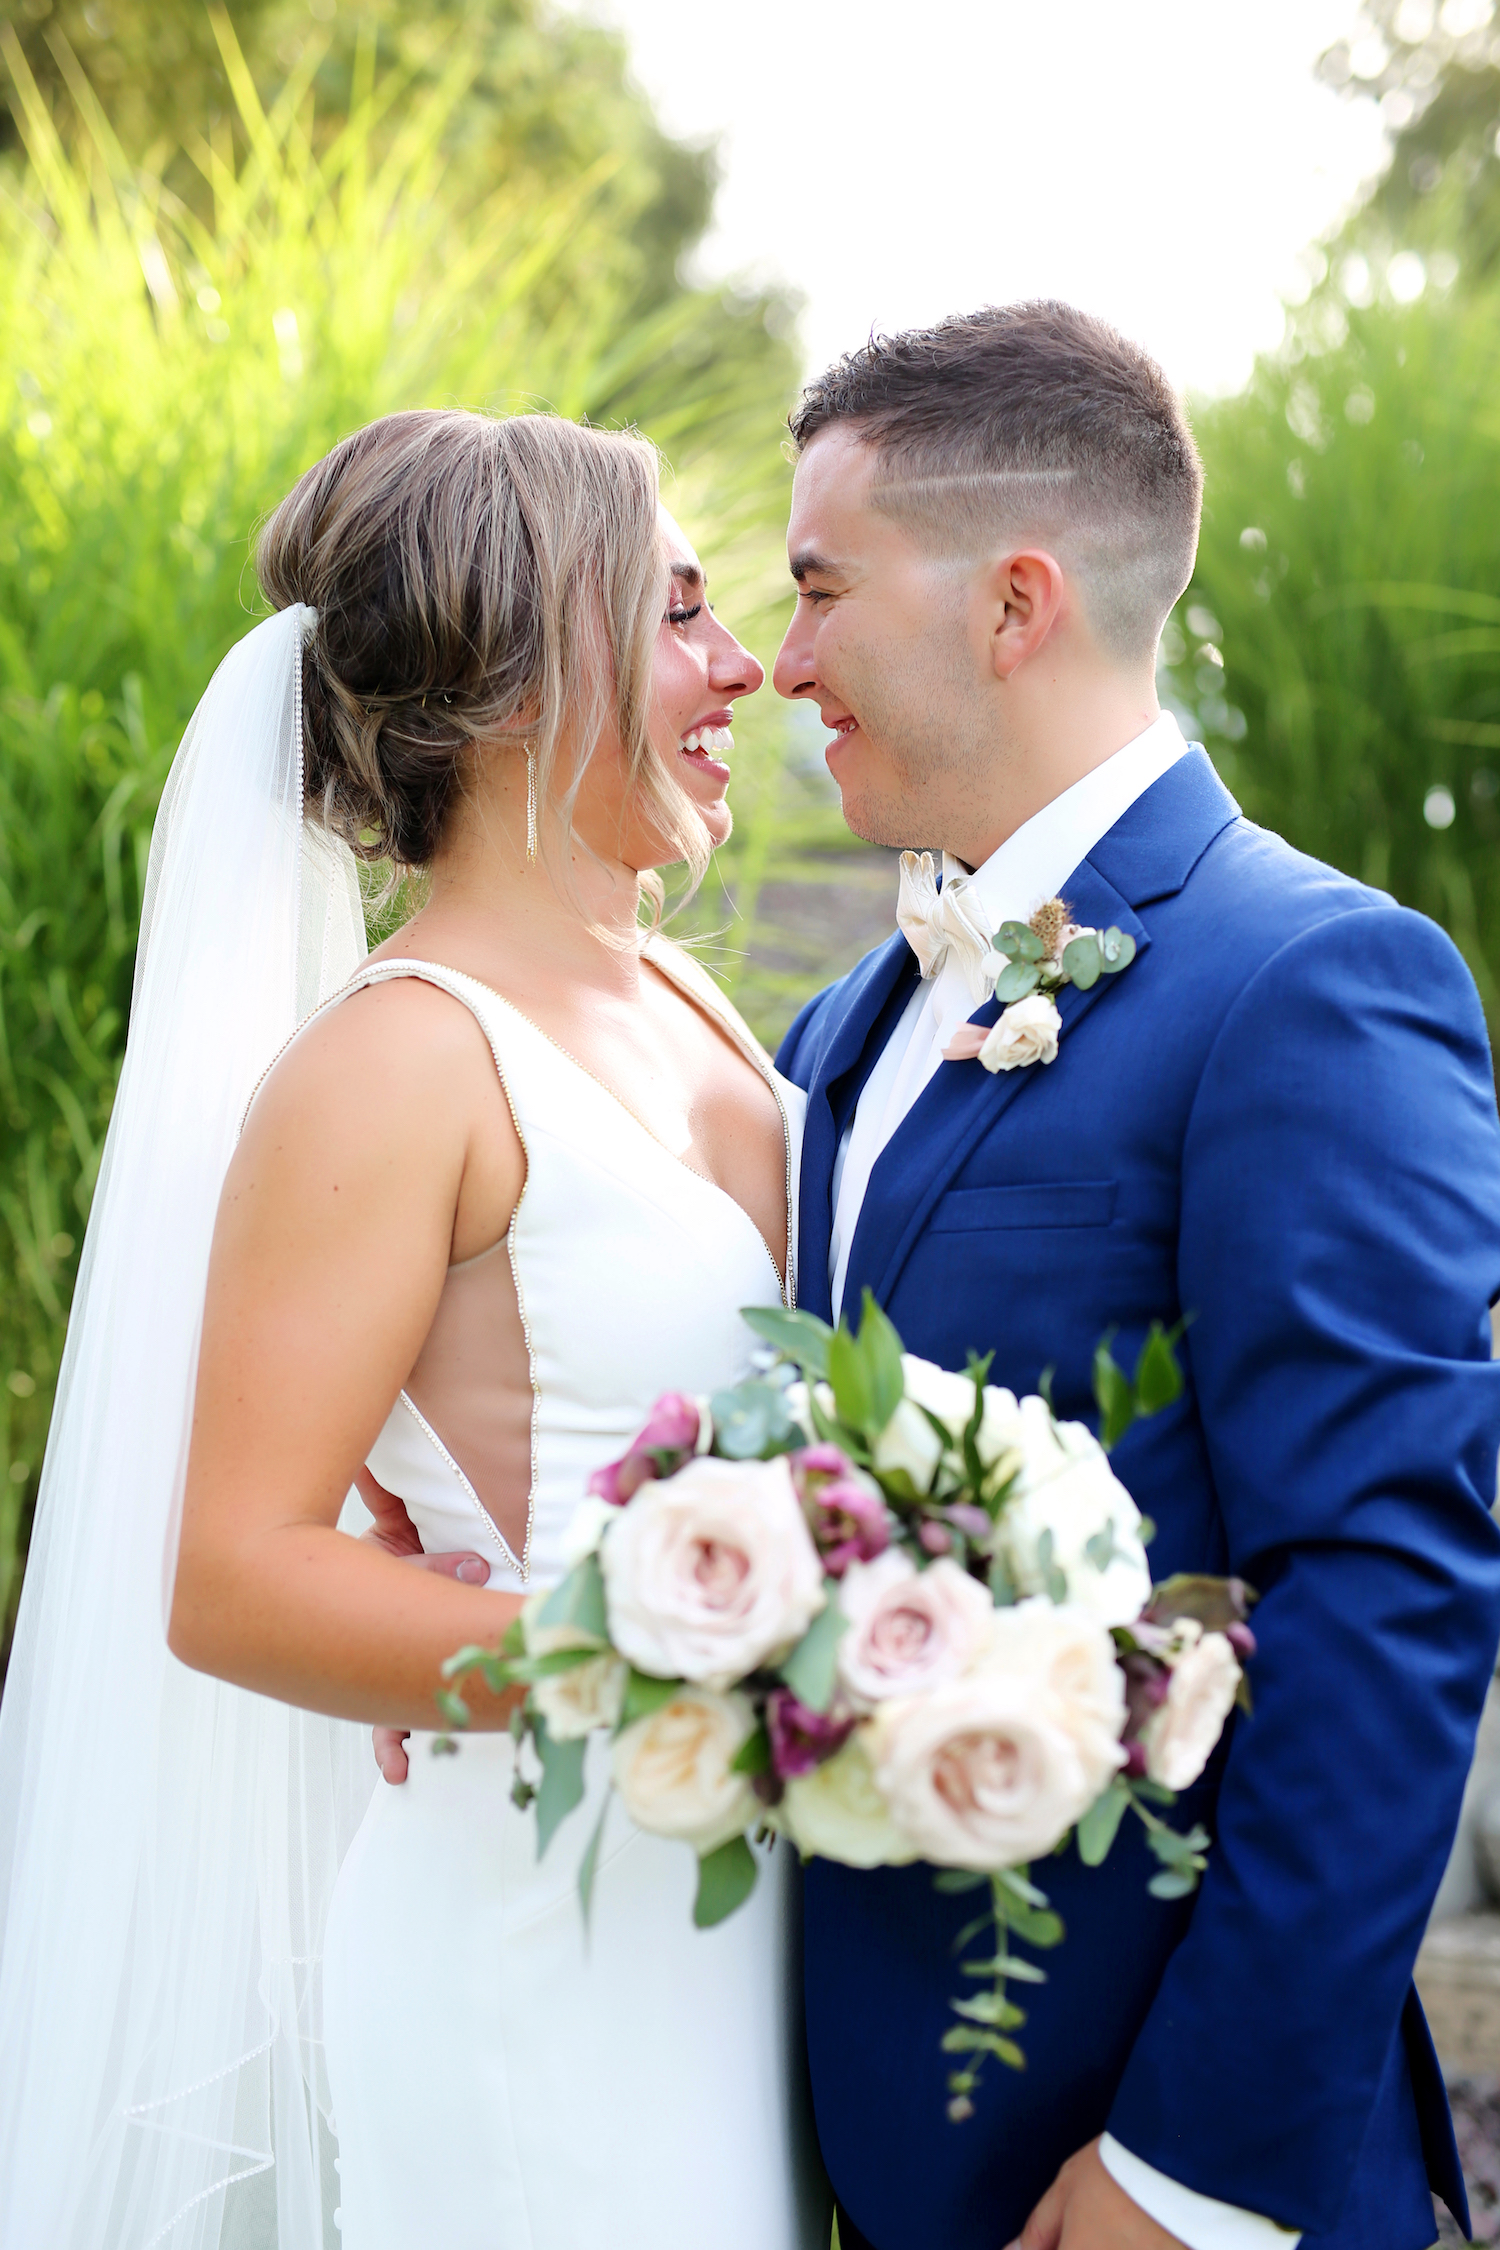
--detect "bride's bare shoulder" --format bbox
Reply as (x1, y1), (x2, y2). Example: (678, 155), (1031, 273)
(240, 967), (516, 1170)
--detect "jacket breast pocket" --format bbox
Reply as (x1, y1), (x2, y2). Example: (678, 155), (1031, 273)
(929, 1181), (1118, 1233)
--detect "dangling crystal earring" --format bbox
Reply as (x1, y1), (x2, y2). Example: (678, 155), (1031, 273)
(525, 741), (538, 864)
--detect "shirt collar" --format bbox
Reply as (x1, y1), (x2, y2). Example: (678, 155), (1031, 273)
(944, 711), (1188, 932)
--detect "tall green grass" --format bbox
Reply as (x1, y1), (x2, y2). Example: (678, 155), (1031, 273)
(0, 18), (801, 1647)
(1166, 274), (1500, 1011)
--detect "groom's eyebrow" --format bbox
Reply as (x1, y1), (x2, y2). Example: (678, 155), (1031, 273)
(789, 548), (843, 583)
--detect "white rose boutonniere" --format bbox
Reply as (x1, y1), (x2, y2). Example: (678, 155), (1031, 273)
(942, 895), (1136, 1073)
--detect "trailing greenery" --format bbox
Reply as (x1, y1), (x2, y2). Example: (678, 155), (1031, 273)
(0, 16), (801, 1652)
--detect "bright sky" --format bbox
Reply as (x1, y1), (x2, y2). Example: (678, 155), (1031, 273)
(585, 0), (1389, 399)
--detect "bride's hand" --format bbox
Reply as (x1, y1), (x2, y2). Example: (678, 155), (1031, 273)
(356, 1467), (492, 1784)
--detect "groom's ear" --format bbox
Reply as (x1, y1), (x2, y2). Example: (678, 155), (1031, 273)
(980, 548), (1067, 680)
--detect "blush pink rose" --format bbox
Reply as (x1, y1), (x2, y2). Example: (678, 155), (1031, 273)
(600, 1454), (825, 1691)
(835, 1552), (995, 1711)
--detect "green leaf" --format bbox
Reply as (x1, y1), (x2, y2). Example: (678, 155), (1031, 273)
(995, 920), (1045, 962)
(1148, 1867), (1200, 1901)
(933, 1869), (989, 1894)
(1092, 1332), (1136, 1452)
(1076, 1780), (1130, 1867)
(1146, 1573), (1258, 1632)
(534, 1721), (588, 1858)
(1084, 1526), (1118, 1573)
(500, 1615), (527, 1659)
(778, 1585), (847, 1714)
(434, 1688), (471, 1729)
(856, 1290), (907, 1431)
(993, 958), (1042, 1004)
(538, 1552), (609, 1639)
(730, 1725), (772, 1776)
(618, 1669), (682, 1728)
(1061, 932), (1103, 990)
(960, 1954), (1048, 1984)
(988, 1549), (1019, 1607)
(577, 1789), (612, 1934)
(1099, 927), (1137, 973)
(994, 1900), (1065, 1948)
(940, 2026), (1027, 2067)
(693, 1835), (759, 1928)
(1133, 1322), (1185, 1416)
(950, 1991), (1027, 2029)
(709, 1379), (802, 1460)
(739, 1303), (835, 1380)
(994, 1867), (1051, 1909)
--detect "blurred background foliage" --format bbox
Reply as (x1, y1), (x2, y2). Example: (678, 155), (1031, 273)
(3, 0), (1500, 1657)
(1165, 0), (1500, 1012)
(0, 0), (809, 1655)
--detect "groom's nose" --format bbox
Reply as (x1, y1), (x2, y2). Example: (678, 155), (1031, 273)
(772, 606), (817, 702)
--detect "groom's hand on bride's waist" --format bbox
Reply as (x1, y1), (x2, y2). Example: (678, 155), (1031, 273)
(1010, 2141), (1186, 2250)
(356, 1466), (492, 1785)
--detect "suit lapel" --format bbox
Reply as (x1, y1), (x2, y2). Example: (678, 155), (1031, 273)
(843, 865), (1149, 1313)
(796, 933), (920, 1321)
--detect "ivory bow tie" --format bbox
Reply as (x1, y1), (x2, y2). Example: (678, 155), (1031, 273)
(895, 850), (997, 1004)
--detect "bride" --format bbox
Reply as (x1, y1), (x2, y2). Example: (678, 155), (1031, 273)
(0, 409), (827, 2248)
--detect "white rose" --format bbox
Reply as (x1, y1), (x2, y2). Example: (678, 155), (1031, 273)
(1140, 1630), (1240, 1791)
(975, 1385), (1024, 1478)
(558, 1495), (618, 1571)
(837, 1552), (996, 1710)
(611, 1685), (758, 1855)
(978, 994), (1062, 1073)
(867, 1670), (1102, 1869)
(872, 1396), (948, 1490)
(780, 1732), (917, 1868)
(783, 1379), (836, 1436)
(600, 1454), (825, 1691)
(995, 1397), (1152, 1627)
(520, 1587), (628, 1742)
(984, 1598), (1127, 1799)
(899, 1355), (980, 1439)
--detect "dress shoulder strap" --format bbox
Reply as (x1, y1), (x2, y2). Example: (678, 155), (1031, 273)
(238, 956), (515, 1138)
(641, 934), (775, 1079)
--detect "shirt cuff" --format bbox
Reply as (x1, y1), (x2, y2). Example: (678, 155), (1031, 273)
(1099, 2135), (1302, 2250)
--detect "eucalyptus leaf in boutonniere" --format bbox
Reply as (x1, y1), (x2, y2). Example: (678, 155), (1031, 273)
(943, 896), (1136, 1073)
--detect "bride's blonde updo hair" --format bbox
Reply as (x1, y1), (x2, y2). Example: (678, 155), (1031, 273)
(257, 408), (705, 884)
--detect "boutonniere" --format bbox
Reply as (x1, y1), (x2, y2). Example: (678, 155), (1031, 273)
(942, 896), (1137, 1073)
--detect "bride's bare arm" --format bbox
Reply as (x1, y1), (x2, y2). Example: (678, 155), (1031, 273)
(170, 977), (527, 1729)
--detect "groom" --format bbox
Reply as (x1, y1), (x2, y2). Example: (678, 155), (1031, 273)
(771, 303), (1500, 2250)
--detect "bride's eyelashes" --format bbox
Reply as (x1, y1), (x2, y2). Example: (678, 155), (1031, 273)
(667, 602), (704, 627)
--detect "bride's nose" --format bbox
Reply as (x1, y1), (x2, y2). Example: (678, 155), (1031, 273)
(709, 626), (765, 702)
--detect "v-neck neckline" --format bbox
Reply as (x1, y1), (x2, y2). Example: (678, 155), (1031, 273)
(367, 952), (795, 1306)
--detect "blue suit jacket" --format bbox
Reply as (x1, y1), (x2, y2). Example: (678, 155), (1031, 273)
(776, 750), (1500, 2250)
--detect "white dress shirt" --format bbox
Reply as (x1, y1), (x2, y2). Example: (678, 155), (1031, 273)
(828, 710), (1299, 2250)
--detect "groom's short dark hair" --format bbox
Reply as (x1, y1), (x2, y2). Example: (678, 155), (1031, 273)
(789, 301), (1202, 663)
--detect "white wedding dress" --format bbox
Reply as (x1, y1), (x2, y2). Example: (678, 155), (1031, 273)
(318, 942), (828, 2250)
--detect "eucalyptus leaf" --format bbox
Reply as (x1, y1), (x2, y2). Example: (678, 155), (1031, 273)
(534, 1721), (588, 1859)
(739, 1304), (835, 1381)
(960, 1954), (1048, 1984)
(693, 1835), (759, 1928)
(1099, 927), (1137, 972)
(1075, 1781), (1130, 1867)
(434, 1688), (471, 1729)
(994, 1900), (1065, 1948)
(1061, 932), (1102, 990)
(1148, 1867), (1200, 1901)
(993, 1867), (1050, 1909)
(538, 1552), (609, 1639)
(933, 1870), (988, 1895)
(709, 1379), (801, 1460)
(995, 920), (1045, 962)
(993, 958), (1042, 1004)
(950, 1991), (1027, 2029)
(940, 2026), (1026, 2068)
(778, 1586), (848, 1714)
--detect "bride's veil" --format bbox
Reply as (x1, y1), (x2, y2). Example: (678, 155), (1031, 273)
(0, 605), (376, 2249)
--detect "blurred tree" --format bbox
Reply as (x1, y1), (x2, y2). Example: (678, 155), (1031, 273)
(1319, 1), (1500, 281)
(0, 0), (728, 317)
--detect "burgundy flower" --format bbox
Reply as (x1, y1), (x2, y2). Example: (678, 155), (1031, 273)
(766, 1688), (856, 1779)
(790, 1446), (892, 1575)
(918, 1520), (954, 1557)
(586, 1392), (702, 1506)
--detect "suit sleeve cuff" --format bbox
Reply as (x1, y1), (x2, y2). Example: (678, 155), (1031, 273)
(1099, 2135), (1302, 2250)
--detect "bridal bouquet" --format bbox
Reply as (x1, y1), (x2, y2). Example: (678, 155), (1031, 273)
(441, 1298), (1254, 2116)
